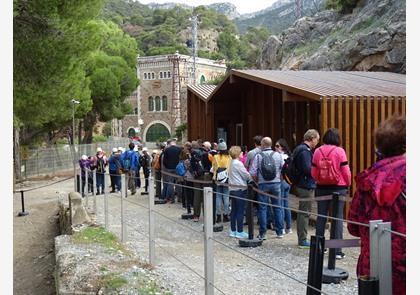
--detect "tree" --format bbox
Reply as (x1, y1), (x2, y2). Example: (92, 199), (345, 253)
(13, 0), (104, 145)
(82, 20), (139, 143)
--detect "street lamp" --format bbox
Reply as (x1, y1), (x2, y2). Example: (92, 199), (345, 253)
(71, 99), (80, 191)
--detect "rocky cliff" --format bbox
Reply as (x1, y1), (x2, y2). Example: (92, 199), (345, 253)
(257, 0), (406, 73)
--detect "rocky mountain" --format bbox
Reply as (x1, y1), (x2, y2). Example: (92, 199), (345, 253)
(146, 2), (192, 10)
(235, 0), (324, 34)
(208, 2), (240, 19)
(257, 0), (406, 73)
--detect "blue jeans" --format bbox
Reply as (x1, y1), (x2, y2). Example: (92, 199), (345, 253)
(96, 171), (105, 191)
(163, 169), (176, 200)
(281, 180), (292, 229)
(230, 190), (246, 232)
(258, 182), (283, 235)
(216, 185), (230, 215)
(109, 170), (121, 191)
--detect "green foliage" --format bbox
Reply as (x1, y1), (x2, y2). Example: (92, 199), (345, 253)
(326, 0), (359, 13)
(72, 226), (126, 253)
(93, 134), (108, 143)
(174, 123), (187, 139)
(206, 74), (227, 85)
(102, 121), (112, 136)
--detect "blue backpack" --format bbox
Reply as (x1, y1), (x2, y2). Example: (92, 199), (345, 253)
(123, 150), (133, 171)
(176, 160), (186, 176)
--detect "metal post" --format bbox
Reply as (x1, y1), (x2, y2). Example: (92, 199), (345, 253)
(148, 176), (156, 265)
(307, 235), (325, 295)
(104, 173), (109, 230)
(18, 191), (29, 216)
(120, 173), (127, 243)
(85, 170), (89, 208)
(239, 184), (262, 247)
(93, 171), (97, 215)
(203, 186), (214, 295)
(369, 220), (382, 280)
(377, 222), (392, 295)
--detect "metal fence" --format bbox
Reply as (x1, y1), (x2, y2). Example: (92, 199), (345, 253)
(19, 139), (129, 180)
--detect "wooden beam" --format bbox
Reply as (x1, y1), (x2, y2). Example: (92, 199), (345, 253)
(373, 96), (379, 132)
(321, 97), (328, 136)
(359, 96), (365, 172)
(380, 97), (386, 123)
(345, 97), (350, 167)
(338, 96), (343, 135)
(330, 96), (335, 128)
(387, 96), (393, 118)
(282, 91), (311, 102)
(366, 96), (372, 167)
(394, 95), (400, 115)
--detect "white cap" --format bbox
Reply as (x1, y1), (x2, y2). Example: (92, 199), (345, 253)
(81, 155), (88, 160)
(152, 149), (158, 154)
(112, 148), (118, 153)
(133, 145), (138, 152)
(97, 147), (103, 152)
(142, 147), (148, 152)
(118, 147), (123, 151)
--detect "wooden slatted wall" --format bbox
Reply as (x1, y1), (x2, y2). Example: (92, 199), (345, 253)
(320, 95), (406, 200)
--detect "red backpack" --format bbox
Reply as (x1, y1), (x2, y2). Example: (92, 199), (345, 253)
(317, 147), (340, 185)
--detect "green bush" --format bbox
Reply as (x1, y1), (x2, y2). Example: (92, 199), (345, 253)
(326, 0), (359, 14)
(93, 135), (108, 143)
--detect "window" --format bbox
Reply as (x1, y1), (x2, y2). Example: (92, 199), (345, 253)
(167, 71), (171, 78)
(148, 96), (154, 111)
(152, 72), (155, 79)
(146, 123), (170, 142)
(144, 73), (147, 80)
(163, 72), (167, 78)
(134, 107), (138, 115)
(162, 96), (168, 111)
(159, 72), (163, 79)
(128, 128), (136, 138)
(155, 96), (161, 111)
(200, 75), (206, 85)
(147, 73), (151, 80)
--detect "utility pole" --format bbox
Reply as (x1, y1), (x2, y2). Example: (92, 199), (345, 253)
(190, 15), (198, 85)
(295, 0), (302, 19)
(168, 52), (186, 131)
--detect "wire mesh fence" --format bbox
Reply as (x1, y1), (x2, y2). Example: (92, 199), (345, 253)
(18, 138), (129, 180)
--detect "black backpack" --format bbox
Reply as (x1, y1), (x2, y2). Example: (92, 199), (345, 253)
(283, 147), (306, 185)
(190, 149), (204, 178)
(258, 151), (277, 181)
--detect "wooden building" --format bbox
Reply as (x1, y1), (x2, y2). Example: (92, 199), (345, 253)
(187, 70), (406, 193)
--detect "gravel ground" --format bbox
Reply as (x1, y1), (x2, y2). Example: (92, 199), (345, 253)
(88, 182), (361, 295)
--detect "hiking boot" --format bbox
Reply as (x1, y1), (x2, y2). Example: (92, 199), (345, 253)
(223, 214), (230, 222)
(236, 231), (249, 239)
(96, 190), (100, 195)
(298, 240), (311, 249)
(216, 215), (221, 223)
(257, 233), (267, 241)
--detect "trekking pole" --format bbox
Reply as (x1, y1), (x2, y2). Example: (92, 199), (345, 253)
(17, 191), (29, 217)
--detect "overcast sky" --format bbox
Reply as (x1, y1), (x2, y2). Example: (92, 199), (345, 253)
(136, 0), (280, 14)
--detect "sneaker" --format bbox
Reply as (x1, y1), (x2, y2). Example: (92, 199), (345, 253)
(193, 216), (199, 222)
(298, 240), (311, 249)
(324, 248), (328, 254)
(257, 234), (267, 241)
(229, 231), (237, 238)
(276, 232), (284, 239)
(236, 231), (249, 239)
(285, 228), (293, 234)
(281, 229), (286, 235)
(336, 252), (346, 260)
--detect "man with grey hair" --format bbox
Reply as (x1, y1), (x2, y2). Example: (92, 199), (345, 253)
(250, 137), (285, 240)
(292, 129), (320, 248)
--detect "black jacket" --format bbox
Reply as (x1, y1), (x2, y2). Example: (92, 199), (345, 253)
(162, 145), (182, 170)
(293, 143), (316, 189)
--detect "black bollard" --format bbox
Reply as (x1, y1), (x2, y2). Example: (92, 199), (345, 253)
(322, 192), (349, 284)
(358, 276), (379, 295)
(307, 235), (325, 295)
(239, 184), (262, 247)
(18, 191), (29, 217)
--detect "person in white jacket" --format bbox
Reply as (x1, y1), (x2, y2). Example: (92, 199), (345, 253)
(228, 146), (252, 239)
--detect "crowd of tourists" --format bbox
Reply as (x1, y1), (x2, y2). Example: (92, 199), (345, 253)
(76, 115), (405, 294)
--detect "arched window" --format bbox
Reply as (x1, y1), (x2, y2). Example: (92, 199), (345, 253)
(167, 71), (171, 78)
(159, 72), (163, 79)
(163, 72), (167, 78)
(162, 96), (168, 111)
(146, 123), (170, 142)
(148, 96), (154, 111)
(134, 107), (138, 115)
(152, 72), (155, 79)
(144, 73), (147, 80)
(155, 96), (161, 111)
(147, 73), (151, 80)
(200, 75), (206, 85)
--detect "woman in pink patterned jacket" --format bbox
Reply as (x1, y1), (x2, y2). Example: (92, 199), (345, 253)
(348, 116), (406, 295)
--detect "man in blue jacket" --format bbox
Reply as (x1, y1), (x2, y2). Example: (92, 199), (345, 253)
(292, 129), (320, 248)
(108, 148), (122, 192)
(120, 143), (139, 195)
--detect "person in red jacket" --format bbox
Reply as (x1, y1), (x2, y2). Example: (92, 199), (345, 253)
(348, 116), (406, 295)
(311, 128), (351, 259)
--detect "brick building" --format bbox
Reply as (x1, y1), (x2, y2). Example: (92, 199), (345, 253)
(113, 52), (226, 145)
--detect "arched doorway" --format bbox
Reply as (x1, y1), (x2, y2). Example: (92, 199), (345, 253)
(145, 123), (170, 142)
(128, 127), (136, 138)
(200, 75), (206, 85)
